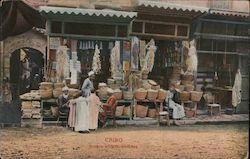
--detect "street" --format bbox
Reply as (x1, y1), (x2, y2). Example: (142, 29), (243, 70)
(0, 124), (248, 159)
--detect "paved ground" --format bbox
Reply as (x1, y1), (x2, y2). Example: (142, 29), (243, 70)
(0, 124), (248, 159)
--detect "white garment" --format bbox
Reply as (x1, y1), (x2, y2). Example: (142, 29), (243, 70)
(74, 97), (89, 132)
(232, 70), (242, 107)
(166, 91), (185, 119)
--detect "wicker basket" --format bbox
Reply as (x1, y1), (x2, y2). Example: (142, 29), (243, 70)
(147, 109), (157, 118)
(135, 88), (147, 100)
(54, 83), (65, 89)
(22, 101), (32, 109)
(147, 89), (158, 100)
(123, 106), (131, 116)
(115, 105), (125, 116)
(142, 81), (151, 90)
(190, 91), (203, 102)
(113, 89), (122, 100)
(184, 84), (194, 92)
(123, 91), (133, 100)
(53, 89), (62, 98)
(69, 89), (81, 98)
(181, 75), (194, 81)
(39, 82), (53, 90)
(185, 109), (195, 118)
(39, 89), (53, 99)
(68, 84), (79, 89)
(136, 105), (148, 118)
(157, 89), (167, 101)
(180, 91), (190, 101)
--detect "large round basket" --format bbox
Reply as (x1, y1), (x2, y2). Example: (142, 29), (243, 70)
(68, 84), (79, 89)
(123, 91), (133, 100)
(147, 109), (157, 118)
(151, 85), (160, 90)
(54, 83), (65, 89)
(142, 81), (151, 90)
(69, 89), (81, 98)
(113, 90), (122, 100)
(123, 106), (131, 116)
(135, 89), (147, 100)
(53, 89), (62, 98)
(180, 91), (190, 101)
(190, 91), (203, 102)
(136, 105), (148, 118)
(181, 74), (194, 81)
(115, 105), (125, 116)
(157, 89), (167, 101)
(147, 89), (158, 100)
(39, 82), (53, 90)
(39, 89), (53, 99)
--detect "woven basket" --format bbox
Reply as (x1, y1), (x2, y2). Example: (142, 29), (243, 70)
(113, 90), (122, 100)
(180, 91), (190, 101)
(53, 89), (62, 98)
(22, 101), (32, 109)
(181, 75), (194, 81)
(190, 91), (203, 102)
(184, 84), (194, 92)
(147, 89), (158, 100)
(68, 84), (79, 89)
(135, 89), (147, 100)
(39, 82), (53, 90)
(51, 106), (59, 117)
(157, 89), (167, 101)
(147, 109), (157, 118)
(142, 81), (151, 90)
(69, 89), (81, 98)
(54, 83), (65, 89)
(185, 109), (195, 118)
(123, 106), (131, 116)
(115, 105), (125, 116)
(39, 89), (53, 99)
(136, 105), (148, 118)
(181, 80), (193, 85)
(123, 91), (133, 100)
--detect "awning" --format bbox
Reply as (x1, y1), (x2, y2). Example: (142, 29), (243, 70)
(210, 9), (249, 18)
(39, 6), (137, 20)
(137, 0), (209, 13)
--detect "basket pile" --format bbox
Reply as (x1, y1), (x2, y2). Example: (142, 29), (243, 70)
(136, 105), (148, 118)
(39, 82), (53, 99)
(190, 91), (203, 102)
(115, 105), (125, 116)
(157, 89), (167, 101)
(135, 88), (147, 100)
(123, 91), (133, 100)
(147, 89), (158, 100)
(180, 91), (190, 101)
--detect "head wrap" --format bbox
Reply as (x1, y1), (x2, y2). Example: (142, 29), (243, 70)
(62, 86), (69, 92)
(88, 71), (95, 77)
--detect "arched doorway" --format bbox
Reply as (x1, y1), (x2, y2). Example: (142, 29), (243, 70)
(10, 48), (44, 98)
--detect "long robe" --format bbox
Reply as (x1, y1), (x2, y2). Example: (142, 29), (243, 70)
(81, 78), (94, 97)
(88, 93), (101, 130)
(74, 97), (89, 132)
(166, 90), (185, 119)
(68, 99), (76, 128)
(232, 70), (242, 107)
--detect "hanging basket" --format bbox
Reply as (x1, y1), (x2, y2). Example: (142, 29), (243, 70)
(135, 88), (147, 100)
(157, 89), (167, 101)
(180, 91), (190, 101)
(136, 105), (148, 118)
(190, 91), (203, 102)
(147, 89), (158, 100)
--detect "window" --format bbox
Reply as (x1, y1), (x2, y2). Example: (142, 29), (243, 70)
(211, 0), (231, 10)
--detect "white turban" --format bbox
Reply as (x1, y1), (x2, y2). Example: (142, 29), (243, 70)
(62, 86), (69, 91)
(88, 71), (95, 77)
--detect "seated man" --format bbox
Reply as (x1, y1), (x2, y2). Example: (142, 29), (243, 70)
(99, 90), (117, 127)
(57, 86), (70, 114)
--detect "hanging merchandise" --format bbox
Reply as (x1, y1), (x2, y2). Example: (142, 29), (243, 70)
(184, 39), (198, 75)
(108, 41), (114, 50)
(142, 38), (157, 72)
(139, 40), (146, 69)
(92, 44), (101, 74)
(232, 69), (242, 107)
(56, 42), (70, 82)
(70, 39), (77, 52)
(110, 41), (122, 79)
(131, 37), (139, 69)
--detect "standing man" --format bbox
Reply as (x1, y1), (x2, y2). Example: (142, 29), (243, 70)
(81, 71), (95, 97)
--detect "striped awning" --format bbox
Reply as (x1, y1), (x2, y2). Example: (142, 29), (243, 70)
(137, 0), (209, 13)
(39, 6), (137, 19)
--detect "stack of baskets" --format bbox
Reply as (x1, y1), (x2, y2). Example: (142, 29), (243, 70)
(136, 105), (148, 118)
(147, 89), (158, 100)
(147, 108), (157, 118)
(123, 106), (131, 116)
(181, 74), (194, 91)
(157, 89), (167, 101)
(115, 105), (125, 116)
(53, 83), (65, 98)
(180, 91), (190, 101)
(123, 91), (133, 100)
(39, 82), (53, 99)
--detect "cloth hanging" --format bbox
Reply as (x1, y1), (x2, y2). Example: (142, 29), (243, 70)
(131, 37), (139, 69)
(139, 40), (146, 69)
(232, 69), (242, 107)
(92, 44), (101, 74)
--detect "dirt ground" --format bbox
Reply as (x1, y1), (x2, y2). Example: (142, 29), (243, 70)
(0, 124), (248, 159)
